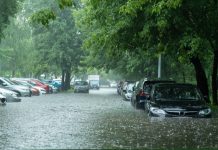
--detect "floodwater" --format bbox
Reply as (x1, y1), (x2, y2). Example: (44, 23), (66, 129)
(0, 88), (218, 149)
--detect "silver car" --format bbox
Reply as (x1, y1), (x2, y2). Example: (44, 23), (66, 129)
(74, 81), (89, 93)
(0, 77), (31, 97)
(0, 87), (21, 102)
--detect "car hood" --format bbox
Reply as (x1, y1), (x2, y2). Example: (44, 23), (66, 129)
(75, 85), (89, 88)
(0, 88), (17, 95)
(6, 85), (29, 90)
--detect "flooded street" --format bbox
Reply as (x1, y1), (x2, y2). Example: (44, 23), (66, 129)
(1, 88), (218, 149)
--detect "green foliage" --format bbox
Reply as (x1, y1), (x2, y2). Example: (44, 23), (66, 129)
(57, 0), (73, 9)
(0, 17), (35, 77)
(31, 9), (56, 26)
(0, 0), (21, 40)
(32, 7), (83, 78)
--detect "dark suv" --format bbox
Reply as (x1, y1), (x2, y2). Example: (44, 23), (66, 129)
(131, 79), (175, 109)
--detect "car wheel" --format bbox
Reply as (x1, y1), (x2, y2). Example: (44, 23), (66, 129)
(134, 96), (140, 109)
(144, 102), (149, 113)
(134, 101), (140, 109)
(130, 97), (134, 107)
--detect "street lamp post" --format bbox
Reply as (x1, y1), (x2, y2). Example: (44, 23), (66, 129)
(158, 54), (161, 79)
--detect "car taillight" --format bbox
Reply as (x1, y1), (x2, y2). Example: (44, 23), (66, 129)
(139, 90), (149, 97)
(139, 90), (145, 96)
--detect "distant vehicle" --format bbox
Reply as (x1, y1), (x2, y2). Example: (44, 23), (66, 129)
(74, 81), (89, 93)
(0, 87), (21, 102)
(88, 75), (100, 89)
(146, 83), (211, 118)
(131, 79), (175, 109)
(0, 77), (31, 97)
(110, 81), (117, 88)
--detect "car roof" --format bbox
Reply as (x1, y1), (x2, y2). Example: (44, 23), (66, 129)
(143, 80), (175, 84)
(153, 83), (196, 87)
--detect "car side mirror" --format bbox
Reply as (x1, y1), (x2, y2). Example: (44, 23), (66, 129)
(204, 95), (209, 101)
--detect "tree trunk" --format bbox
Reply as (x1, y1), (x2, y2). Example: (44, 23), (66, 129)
(182, 71), (186, 83)
(190, 56), (210, 103)
(12, 70), (15, 77)
(61, 69), (66, 91)
(212, 50), (218, 105)
(65, 69), (71, 90)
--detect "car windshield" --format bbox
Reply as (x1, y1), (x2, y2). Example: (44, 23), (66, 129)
(4, 78), (15, 85)
(127, 83), (134, 91)
(154, 85), (202, 101)
(75, 81), (88, 86)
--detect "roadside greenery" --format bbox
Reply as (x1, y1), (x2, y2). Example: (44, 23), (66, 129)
(76, 0), (217, 104)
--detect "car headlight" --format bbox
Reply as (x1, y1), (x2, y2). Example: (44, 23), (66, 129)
(10, 92), (18, 97)
(12, 94), (18, 97)
(199, 108), (211, 115)
(150, 107), (166, 115)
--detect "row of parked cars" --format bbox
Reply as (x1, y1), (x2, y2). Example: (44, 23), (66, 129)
(0, 77), (62, 104)
(117, 79), (212, 118)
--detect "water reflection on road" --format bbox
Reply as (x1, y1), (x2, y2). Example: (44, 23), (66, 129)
(0, 88), (218, 149)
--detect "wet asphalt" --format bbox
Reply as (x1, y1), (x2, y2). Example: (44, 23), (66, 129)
(0, 88), (218, 150)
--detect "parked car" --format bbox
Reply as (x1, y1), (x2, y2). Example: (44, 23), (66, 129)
(29, 79), (50, 94)
(121, 81), (134, 96)
(11, 79), (46, 95)
(11, 80), (40, 96)
(0, 87), (21, 102)
(117, 81), (124, 95)
(40, 79), (60, 93)
(131, 79), (175, 109)
(0, 77), (31, 97)
(74, 81), (89, 93)
(123, 83), (135, 101)
(146, 83), (211, 118)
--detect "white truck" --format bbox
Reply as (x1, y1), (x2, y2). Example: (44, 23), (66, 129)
(88, 75), (100, 89)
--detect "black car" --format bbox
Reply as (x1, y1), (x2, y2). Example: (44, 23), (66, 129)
(131, 79), (175, 109)
(146, 83), (211, 118)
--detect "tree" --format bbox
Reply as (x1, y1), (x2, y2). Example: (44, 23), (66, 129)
(0, 15), (36, 77)
(32, 5), (83, 90)
(77, 0), (217, 104)
(0, 0), (23, 40)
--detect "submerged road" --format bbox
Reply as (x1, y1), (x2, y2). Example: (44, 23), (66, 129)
(0, 88), (218, 149)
